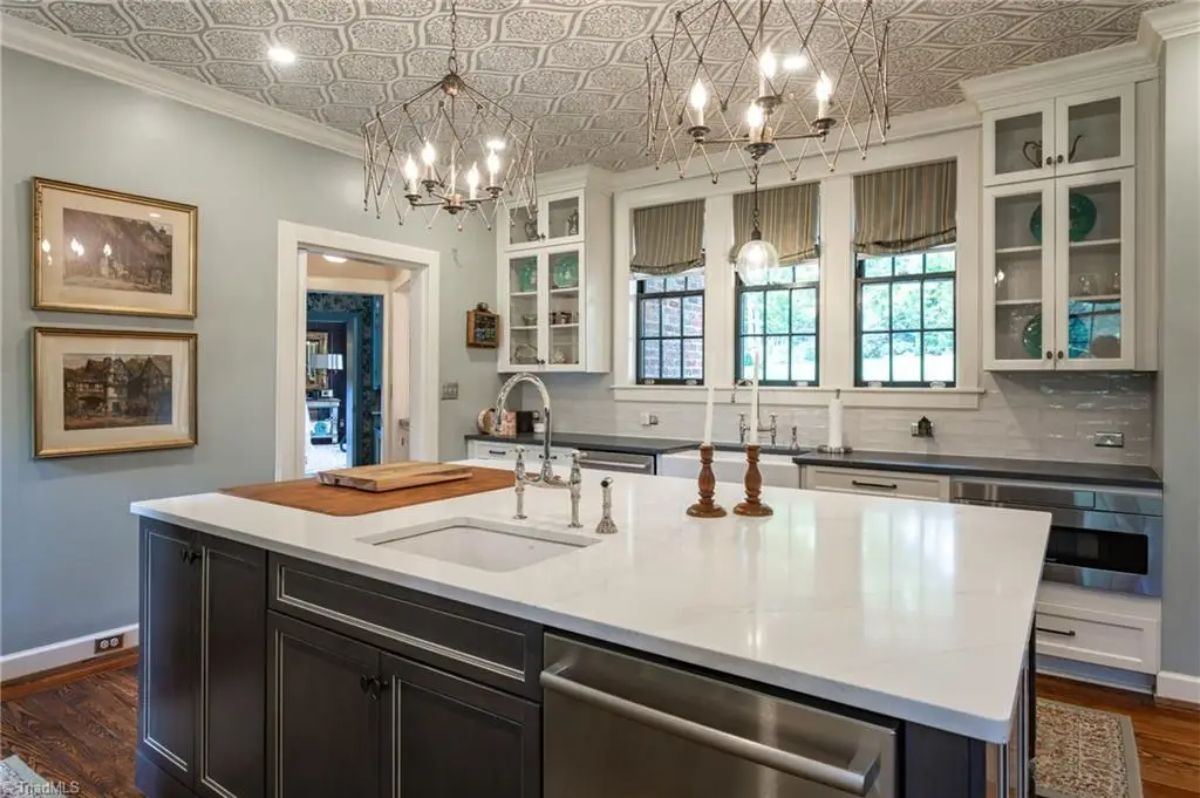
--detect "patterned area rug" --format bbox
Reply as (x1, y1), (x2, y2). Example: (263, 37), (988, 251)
(0, 756), (63, 797)
(1037, 699), (1143, 798)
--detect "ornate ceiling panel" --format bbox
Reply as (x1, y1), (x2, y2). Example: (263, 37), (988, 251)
(2, 0), (1170, 171)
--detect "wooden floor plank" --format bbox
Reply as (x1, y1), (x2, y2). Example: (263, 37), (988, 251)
(0, 664), (1196, 797)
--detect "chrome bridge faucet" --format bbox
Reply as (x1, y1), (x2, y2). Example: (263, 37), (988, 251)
(495, 372), (583, 528)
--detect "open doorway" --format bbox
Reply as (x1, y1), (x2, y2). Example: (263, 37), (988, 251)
(303, 252), (412, 475)
(275, 221), (439, 481)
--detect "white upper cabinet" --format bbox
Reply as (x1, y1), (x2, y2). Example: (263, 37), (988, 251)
(983, 85), (1134, 187)
(984, 170), (1135, 371)
(496, 168), (612, 373)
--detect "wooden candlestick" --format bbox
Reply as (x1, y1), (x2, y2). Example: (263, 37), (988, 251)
(687, 444), (726, 518)
(733, 444), (773, 517)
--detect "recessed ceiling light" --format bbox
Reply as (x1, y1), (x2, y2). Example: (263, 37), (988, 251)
(268, 46), (296, 65)
(148, 212), (161, 218)
(322, 254), (348, 264)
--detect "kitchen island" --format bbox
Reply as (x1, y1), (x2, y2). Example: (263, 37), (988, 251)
(130, 460), (1049, 798)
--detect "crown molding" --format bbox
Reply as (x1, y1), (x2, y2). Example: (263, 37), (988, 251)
(0, 15), (361, 158)
(960, 40), (1159, 110)
(1140, 1), (1200, 56)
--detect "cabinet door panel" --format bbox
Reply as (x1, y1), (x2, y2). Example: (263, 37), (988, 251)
(139, 521), (199, 783)
(197, 536), (266, 798)
(268, 612), (382, 798)
(1054, 85), (1135, 177)
(383, 654), (540, 798)
(983, 100), (1055, 186)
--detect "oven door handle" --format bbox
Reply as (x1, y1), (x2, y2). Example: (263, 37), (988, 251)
(540, 667), (881, 796)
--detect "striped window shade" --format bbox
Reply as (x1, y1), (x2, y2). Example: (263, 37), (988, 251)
(854, 160), (957, 255)
(631, 199), (706, 276)
(731, 181), (819, 265)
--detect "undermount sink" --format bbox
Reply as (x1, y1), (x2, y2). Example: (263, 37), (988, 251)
(359, 517), (597, 572)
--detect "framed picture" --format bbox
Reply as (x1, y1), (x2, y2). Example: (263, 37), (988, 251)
(33, 327), (198, 458)
(32, 177), (197, 318)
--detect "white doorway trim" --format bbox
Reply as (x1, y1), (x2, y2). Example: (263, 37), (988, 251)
(276, 221), (440, 480)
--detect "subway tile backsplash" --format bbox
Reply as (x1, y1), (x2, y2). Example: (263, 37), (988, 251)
(521, 372), (1156, 466)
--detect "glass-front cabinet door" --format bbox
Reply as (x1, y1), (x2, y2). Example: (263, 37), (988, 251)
(506, 254), (542, 367)
(983, 99), (1054, 186)
(984, 181), (1057, 370)
(507, 204), (540, 248)
(1054, 85), (1134, 178)
(544, 193), (582, 242)
(1053, 169), (1135, 370)
(545, 246), (583, 369)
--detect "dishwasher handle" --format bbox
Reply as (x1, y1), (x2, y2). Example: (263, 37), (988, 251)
(540, 667), (881, 797)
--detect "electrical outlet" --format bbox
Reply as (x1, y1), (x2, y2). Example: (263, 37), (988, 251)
(640, 412), (659, 427)
(1094, 432), (1124, 448)
(94, 632), (125, 655)
(440, 382), (459, 400)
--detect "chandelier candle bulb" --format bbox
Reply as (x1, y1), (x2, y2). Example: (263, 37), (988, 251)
(746, 103), (765, 144)
(759, 48), (777, 98)
(689, 80), (708, 128)
(816, 72), (833, 120)
(403, 156), (419, 196)
(466, 163), (480, 201)
(421, 141), (437, 181)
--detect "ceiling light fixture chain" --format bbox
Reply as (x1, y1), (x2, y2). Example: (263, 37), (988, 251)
(645, 0), (891, 185)
(361, 0), (537, 232)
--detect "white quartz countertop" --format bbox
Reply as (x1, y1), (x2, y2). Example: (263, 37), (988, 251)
(131, 460), (1050, 743)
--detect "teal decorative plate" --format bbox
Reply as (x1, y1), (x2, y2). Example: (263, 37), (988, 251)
(552, 254), (579, 289)
(1030, 191), (1097, 243)
(1021, 313), (1092, 359)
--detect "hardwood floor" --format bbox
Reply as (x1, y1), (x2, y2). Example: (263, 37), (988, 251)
(1, 662), (139, 798)
(0, 663), (1196, 798)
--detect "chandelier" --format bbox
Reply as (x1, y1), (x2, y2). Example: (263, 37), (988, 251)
(362, 0), (537, 231)
(645, 0), (891, 182)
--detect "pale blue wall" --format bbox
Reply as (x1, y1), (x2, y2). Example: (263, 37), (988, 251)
(0, 50), (498, 654)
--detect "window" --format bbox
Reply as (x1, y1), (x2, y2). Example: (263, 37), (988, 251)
(735, 262), (819, 385)
(855, 247), (955, 386)
(636, 271), (705, 384)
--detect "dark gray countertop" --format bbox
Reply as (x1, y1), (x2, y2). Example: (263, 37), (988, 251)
(465, 432), (697, 456)
(791, 449), (1162, 490)
(465, 432), (1162, 489)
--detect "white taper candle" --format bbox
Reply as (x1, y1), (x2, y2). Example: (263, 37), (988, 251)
(702, 385), (714, 446)
(749, 354), (760, 445)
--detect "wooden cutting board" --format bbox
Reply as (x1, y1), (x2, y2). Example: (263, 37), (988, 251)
(318, 461), (471, 492)
(221, 466), (514, 516)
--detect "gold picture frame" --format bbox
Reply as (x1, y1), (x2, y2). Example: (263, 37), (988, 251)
(32, 177), (198, 318)
(33, 327), (198, 458)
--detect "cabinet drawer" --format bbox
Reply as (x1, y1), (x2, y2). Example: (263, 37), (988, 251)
(1034, 607), (1158, 674)
(802, 466), (949, 501)
(268, 554), (542, 699)
(470, 440), (574, 463)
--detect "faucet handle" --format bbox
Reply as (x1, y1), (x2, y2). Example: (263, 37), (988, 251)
(513, 445), (526, 475)
(569, 450), (583, 483)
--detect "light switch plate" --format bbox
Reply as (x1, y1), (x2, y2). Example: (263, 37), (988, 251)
(440, 382), (459, 400)
(1094, 432), (1124, 448)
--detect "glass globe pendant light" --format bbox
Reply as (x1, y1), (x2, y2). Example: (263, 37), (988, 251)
(735, 164), (779, 278)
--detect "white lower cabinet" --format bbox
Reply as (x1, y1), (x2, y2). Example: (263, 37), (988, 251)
(468, 439), (575, 464)
(658, 450), (800, 488)
(1034, 582), (1160, 675)
(800, 465), (950, 502)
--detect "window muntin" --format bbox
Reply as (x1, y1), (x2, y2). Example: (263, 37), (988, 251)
(855, 247), (956, 387)
(636, 271), (704, 384)
(735, 261), (819, 385)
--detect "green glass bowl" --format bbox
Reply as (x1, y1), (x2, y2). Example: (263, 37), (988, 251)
(1030, 191), (1097, 243)
(552, 254), (579, 289)
(1021, 313), (1092, 359)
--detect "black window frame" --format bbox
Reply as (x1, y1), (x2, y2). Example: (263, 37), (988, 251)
(854, 247), (957, 388)
(635, 273), (705, 385)
(734, 262), (821, 386)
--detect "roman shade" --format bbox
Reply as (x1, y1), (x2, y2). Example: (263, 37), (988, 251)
(853, 160), (957, 255)
(631, 199), (705, 276)
(732, 181), (819, 265)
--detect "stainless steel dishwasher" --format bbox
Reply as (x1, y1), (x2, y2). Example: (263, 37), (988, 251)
(541, 635), (897, 798)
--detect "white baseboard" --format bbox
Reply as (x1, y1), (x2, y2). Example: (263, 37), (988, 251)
(1156, 670), (1200, 705)
(0, 624), (139, 683)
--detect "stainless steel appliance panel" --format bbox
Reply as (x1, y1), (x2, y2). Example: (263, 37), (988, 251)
(576, 449), (657, 474)
(542, 635), (896, 798)
(952, 479), (1162, 597)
